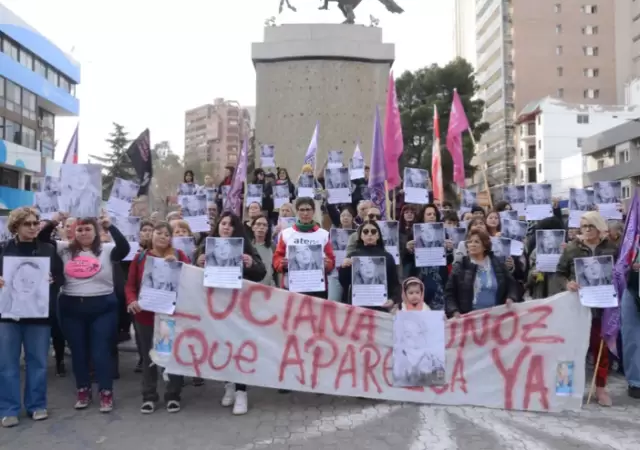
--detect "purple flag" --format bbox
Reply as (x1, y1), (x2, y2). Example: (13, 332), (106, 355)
(224, 139), (248, 216)
(368, 107), (387, 218)
(609, 189), (640, 353)
(304, 122), (319, 170)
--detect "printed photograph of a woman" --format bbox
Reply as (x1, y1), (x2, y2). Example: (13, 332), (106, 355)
(61, 164), (101, 218)
(0, 259), (48, 317)
(352, 256), (386, 285)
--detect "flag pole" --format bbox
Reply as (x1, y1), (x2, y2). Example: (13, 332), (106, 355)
(466, 131), (493, 210)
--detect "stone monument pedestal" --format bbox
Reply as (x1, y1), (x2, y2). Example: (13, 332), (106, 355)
(252, 24), (395, 176)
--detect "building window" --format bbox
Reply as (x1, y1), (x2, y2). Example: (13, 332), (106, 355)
(34, 58), (47, 78)
(557, 88), (564, 98)
(22, 90), (36, 121)
(24, 174), (32, 192)
(538, 163), (542, 173)
(597, 160), (605, 169)
(538, 139), (542, 149)
(21, 125), (36, 149)
(4, 119), (21, 144)
(582, 25), (599, 35)
(577, 138), (583, 147)
(556, 46), (563, 55)
(582, 5), (598, 14)
(584, 68), (600, 77)
(577, 114), (590, 124)
(4, 80), (21, 112)
(557, 66), (563, 76)
(623, 185), (631, 199)
(621, 149), (630, 163)
(554, 3), (561, 13)
(59, 76), (70, 93)
(583, 46), (599, 56)
(537, 115), (541, 125)
(0, 117), (3, 139)
(18, 49), (33, 70)
(0, 168), (19, 189)
(584, 89), (600, 99)
(1, 38), (19, 60)
(46, 67), (58, 86)
(0, 76), (4, 103)
(556, 24), (562, 34)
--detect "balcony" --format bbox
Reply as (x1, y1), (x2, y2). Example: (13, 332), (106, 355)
(583, 159), (640, 186)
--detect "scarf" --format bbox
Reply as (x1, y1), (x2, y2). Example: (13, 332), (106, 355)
(295, 219), (316, 232)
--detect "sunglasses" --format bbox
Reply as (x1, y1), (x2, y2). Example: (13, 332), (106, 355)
(362, 228), (378, 236)
(368, 214), (382, 220)
(22, 221), (39, 228)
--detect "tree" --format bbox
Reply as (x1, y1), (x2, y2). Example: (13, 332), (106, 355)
(91, 123), (136, 200)
(395, 58), (489, 199)
(148, 141), (185, 215)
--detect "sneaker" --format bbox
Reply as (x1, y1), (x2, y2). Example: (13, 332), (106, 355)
(596, 387), (612, 407)
(99, 390), (113, 413)
(629, 385), (640, 399)
(166, 400), (181, 413)
(55, 361), (66, 377)
(232, 391), (248, 415)
(74, 388), (92, 409)
(192, 377), (205, 387)
(134, 360), (143, 373)
(1, 416), (18, 428)
(221, 383), (235, 407)
(140, 401), (155, 414)
(31, 409), (48, 421)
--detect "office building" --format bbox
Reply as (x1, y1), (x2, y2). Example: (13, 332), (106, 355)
(0, 4), (80, 210)
(582, 120), (640, 206)
(615, 0), (640, 104)
(515, 97), (638, 198)
(184, 98), (251, 182)
(453, 0), (476, 67)
(470, 0), (616, 189)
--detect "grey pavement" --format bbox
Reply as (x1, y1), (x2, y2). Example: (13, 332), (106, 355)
(1, 350), (639, 450)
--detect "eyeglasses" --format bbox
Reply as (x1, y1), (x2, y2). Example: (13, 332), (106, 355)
(298, 207), (313, 212)
(368, 214), (382, 220)
(21, 221), (39, 228)
(362, 228), (378, 236)
(254, 222), (268, 228)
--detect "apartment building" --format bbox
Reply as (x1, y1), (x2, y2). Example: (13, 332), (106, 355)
(582, 120), (640, 206)
(0, 4), (80, 210)
(615, 0), (640, 104)
(453, 0), (477, 67)
(515, 97), (639, 198)
(184, 98), (251, 182)
(468, 0), (616, 189)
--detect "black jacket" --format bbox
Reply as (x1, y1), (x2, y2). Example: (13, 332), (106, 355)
(444, 254), (521, 318)
(338, 245), (401, 312)
(0, 238), (65, 325)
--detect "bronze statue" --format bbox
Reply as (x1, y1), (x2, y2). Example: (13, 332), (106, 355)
(279, 0), (403, 24)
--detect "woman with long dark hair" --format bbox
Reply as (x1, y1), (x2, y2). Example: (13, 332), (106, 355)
(399, 204), (418, 279)
(38, 214), (130, 413)
(195, 211), (266, 415)
(251, 215), (274, 286)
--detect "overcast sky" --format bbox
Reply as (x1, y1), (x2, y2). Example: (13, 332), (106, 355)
(3, 0), (454, 161)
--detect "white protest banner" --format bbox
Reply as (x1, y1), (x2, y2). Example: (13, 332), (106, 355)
(151, 265), (590, 413)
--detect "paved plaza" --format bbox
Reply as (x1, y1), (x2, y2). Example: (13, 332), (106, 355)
(0, 350), (639, 450)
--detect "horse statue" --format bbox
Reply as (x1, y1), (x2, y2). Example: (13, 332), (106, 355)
(278, 0), (403, 24)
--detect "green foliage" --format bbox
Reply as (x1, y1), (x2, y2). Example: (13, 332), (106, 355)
(395, 57), (489, 193)
(91, 123), (135, 200)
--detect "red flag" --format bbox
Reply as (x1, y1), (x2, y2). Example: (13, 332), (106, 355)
(446, 90), (470, 187)
(432, 105), (443, 203)
(384, 72), (403, 190)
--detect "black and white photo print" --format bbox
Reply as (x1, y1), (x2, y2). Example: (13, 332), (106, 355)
(501, 219), (527, 241)
(247, 184), (263, 198)
(594, 181), (621, 204)
(35, 191), (59, 216)
(569, 188), (595, 211)
(526, 184), (552, 205)
(205, 237), (243, 267)
(261, 144), (275, 159)
(575, 256), (613, 287)
(327, 150), (344, 167)
(180, 194), (207, 217)
(0, 257), (51, 318)
(444, 227), (466, 248)
(350, 157), (364, 170)
(461, 189), (476, 208)
(325, 168), (350, 189)
(298, 174), (314, 189)
(503, 185), (525, 204)
(60, 164), (102, 218)
(111, 178), (139, 203)
(0, 218), (11, 242)
(491, 237), (511, 261)
(536, 230), (565, 255)
(352, 256), (387, 286)
(178, 183), (197, 196)
(404, 168), (428, 189)
(330, 228), (354, 252)
(141, 257), (182, 293)
(392, 311), (446, 387)
(378, 221), (399, 248)
(288, 244), (323, 271)
(415, 223), (445, 249)
(42, 175), (61, 194)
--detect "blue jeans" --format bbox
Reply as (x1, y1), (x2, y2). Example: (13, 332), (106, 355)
(327, 276), (342, 302)
(0, 322), (51, 416)
(59, 293), (118, 392)
(622, 289), (640, 388)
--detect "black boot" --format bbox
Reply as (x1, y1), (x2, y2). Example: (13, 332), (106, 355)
(56, 360), (66, 377)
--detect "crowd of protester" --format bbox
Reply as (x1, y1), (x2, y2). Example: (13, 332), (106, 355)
(0, 164), (639, 428)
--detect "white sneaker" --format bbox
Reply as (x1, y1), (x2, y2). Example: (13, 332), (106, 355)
(232, 391), (248, 415)
(221, 383), (235, 407)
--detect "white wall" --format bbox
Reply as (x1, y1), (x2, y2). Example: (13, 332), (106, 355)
(454, 0), (477, 67)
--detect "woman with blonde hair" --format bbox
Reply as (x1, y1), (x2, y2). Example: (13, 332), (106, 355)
(555, 210), (618, 406)
(0, 207), (64, 427)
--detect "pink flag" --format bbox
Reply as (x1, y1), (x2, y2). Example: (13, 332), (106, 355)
(446, 90), (470, 187)
(224, 139), (248, 216)
(384, 72), (403, 190)
(432, 105), (443, 203)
